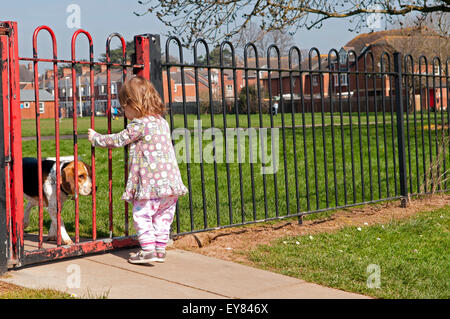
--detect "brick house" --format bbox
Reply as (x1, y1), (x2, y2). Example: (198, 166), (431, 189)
(20, 89), (56, 119)
(261, 26), (448, 112)
(335, 26), (448, 110)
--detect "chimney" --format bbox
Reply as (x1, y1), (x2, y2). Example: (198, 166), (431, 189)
(62, 67), (72, 78)
(100, 64), (107, 73)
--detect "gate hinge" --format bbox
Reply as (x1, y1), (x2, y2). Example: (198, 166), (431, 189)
(1, 155), (12, 167)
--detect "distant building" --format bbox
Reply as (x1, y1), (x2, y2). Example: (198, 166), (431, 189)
(20, 89), (56, 119)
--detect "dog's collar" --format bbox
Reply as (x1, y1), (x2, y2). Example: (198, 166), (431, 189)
(58, 162), (72, 197)
(60, 185), (70, 196)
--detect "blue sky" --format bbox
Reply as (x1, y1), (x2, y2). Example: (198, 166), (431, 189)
(1, 0), (384, 64)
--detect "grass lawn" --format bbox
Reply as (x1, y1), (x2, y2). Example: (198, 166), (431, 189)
(21, 112), (446, 137)
(247, 207), (450, 299)
(21, 112), (449, 239)
(0, 281), (75, 299)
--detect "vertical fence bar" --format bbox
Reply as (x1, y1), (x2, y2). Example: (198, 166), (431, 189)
(31, 30), (44, 248)
(243, 44), (258, 221)
(71, 29), (94, 243)
(106, 47), (113, 238)
(347, 52), (357, 203)
(419, 56), (427, 193)
(373, 54), (381, 200)
(308, 49), (320, 209)
(299, 55), (310, 212)
(229, 47), (245, 223)
(380, 53), (391, 198)
(363, 53), (373, 201)
(288, 47), (301, 217)
(317, 53), (329, 208)
(328, 51), (338, 207)
(220, 42), (234, 224)
(105, 33), (126, 239)
(193, 39), (208, 229)
(394, 52), (408, 206)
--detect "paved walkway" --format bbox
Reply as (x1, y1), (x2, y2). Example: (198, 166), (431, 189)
(1, 248), (369, 299)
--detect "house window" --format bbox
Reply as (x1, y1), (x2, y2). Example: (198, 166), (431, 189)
(101, 85), (106, 94)
(434, 65), (441, 75)
(39, 102), (45, 114)
(334, 74), (348, 86)
(111, 83), (116, 94)
(227, 85), (233, 91)
(339, 53), (347, 65)
(62, 88), (66, 96)
(23, 102), (30, 109)
(69, 88), (73, 97)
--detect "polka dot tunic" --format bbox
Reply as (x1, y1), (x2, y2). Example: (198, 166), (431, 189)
(91, 115), (188, 202)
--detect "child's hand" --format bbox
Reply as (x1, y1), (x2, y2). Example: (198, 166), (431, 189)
(88, 128), (97, 143)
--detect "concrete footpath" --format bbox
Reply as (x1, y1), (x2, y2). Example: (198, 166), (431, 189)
(1, 248), (370, 299)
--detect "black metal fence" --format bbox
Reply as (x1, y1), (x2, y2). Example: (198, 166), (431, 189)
(150, 36), (449, 236)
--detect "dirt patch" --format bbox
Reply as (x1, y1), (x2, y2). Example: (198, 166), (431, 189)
(172, 194), (450, 266)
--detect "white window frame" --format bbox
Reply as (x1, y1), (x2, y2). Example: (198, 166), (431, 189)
(334, 74), (348, 86)
(227, 84), (233, 91)
(39, 102), (45, 114)
(23, 102), (30, 109)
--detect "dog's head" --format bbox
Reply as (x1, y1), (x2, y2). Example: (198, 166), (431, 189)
(61, 160), (93, 196)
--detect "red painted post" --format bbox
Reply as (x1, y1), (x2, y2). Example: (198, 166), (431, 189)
(4, 22), (23, 265)
(0, 27), (12, 272)
(133, 35), (150, 81)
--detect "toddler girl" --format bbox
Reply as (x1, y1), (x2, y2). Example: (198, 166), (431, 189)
(88, 76), (188, 264)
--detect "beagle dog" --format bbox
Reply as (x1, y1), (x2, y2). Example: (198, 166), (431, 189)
(22, 157), (93, 245)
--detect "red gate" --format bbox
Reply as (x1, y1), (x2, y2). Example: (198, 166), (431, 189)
(0, 21), (162, 269)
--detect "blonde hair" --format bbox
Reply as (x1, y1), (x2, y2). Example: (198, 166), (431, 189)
(118, 76), (165, 117)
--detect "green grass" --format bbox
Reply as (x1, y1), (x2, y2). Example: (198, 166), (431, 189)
(0, 282), (75, 299)
(247, 207), (450, 299)
(21, 112), (450, 239)
(21, 112), (446, 137)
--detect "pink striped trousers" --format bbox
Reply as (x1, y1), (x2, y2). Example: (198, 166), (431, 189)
(132, 196), (178, 251)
